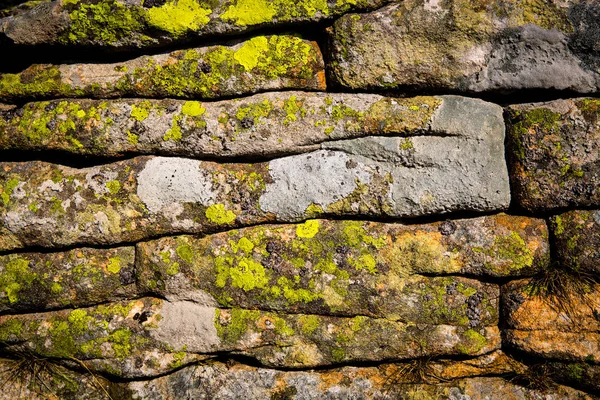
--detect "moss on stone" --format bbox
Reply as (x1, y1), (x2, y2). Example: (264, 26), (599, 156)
(107, 257), (121, 274)
(176, 244), (194, 263)
(214, 308), (260, 343)
(0, 256), (37, 304)
(298, 314), (319, 334)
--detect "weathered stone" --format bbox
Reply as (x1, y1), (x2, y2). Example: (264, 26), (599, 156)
(0, 247), (136, 313)
(121, 365), (593, 400)
(0, 99), (510, 251)
(2, 93), (470, 159)
(0, 35), (325, 102)
(0, 0), (391, 50)
(136, 215), (548, 319)
(503, 279), (600, 364)
(0, 297), (500, 377)
(551, 210), (600, 275)
(329, 1), (600, 94)
(506, 99), (600, 212)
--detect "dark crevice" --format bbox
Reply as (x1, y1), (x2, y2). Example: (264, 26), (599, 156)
(0, 18), (335, 74)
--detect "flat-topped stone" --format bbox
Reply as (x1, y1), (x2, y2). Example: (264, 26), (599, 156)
(0, 0), (391, 50)
(2, 93), (455, 158)
(0, 35), (325, 102)
(0, 247), (136, 313)
(328, 0), (600, 94)
(0, 98), (509, 250)
(506, 98), (600, 212)
(0, 297), (500, 377)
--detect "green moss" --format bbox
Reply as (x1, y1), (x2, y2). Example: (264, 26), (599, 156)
(491, 232), (533, 271)
(298, 315), (319, 334)
(28, 202), (39, 213)
(67, 309), (93, 334)
(214, 308), (260, 343)
(235, 99), (273, 127)
(176, 244), (194, 263)
(400, 138), (413, 150)
(146, 0), (211, 36)
(0, 256), (37, 303)
(273, 316), (294, 336)
(165, 262), (180, 275)
(107, 328), (133, 359)
(331, 347), (345, 362)
(107, 257), (121, 274)
(458, 329), (487, 354)
(342, 221), (386, 249)
(51, 282), (63, 294)
(568, 363), (585, 380)
(1, 178), (19, 206)
(277, 276), (320, 303)
(63, 0), (146, 45)
(0, 318), (24, 341)
(205, 203), (236, 224)
(553, 215), (565, 235)
(106, 180), (121, 195)
(0, 66), (78, 101)
(348, 253), (377, 274)
(296, 220), (320, 238)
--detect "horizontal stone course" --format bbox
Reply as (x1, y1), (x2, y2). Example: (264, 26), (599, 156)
(0, 0), (391, 49)
(506, 98), (600, 213)
(328, 0), (600, 94)
(0, 35), (325, 102)
(0, 297), (501, 377)
(1, 93), (459, 158)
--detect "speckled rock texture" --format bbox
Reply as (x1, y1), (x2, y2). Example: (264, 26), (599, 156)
(329, 0), (600, 94)
(1, 0), (599, 398)
(506, 98), (600, 213)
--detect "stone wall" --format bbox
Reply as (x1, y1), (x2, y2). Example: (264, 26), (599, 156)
(0, 0), (599, 398)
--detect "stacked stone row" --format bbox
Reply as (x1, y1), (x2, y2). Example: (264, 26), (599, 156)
(0, 0), (599, 398)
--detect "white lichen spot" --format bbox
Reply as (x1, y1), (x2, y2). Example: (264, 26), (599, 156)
(259, 150), (373, 219)
(137, 157), (215, 213)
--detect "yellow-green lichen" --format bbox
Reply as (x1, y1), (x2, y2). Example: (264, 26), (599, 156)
(1, 178), (19, 206)
(63, 1), (146, 45)
(107, 257), (121, 274)
(298, 314), (319, 334)
(490, 232), (534, 271)
(176, 244), (194, 263)
(0, 256), (37, 303)
(106, 180), (121, 195)
(163, 116), (183, 141)
(214, 308), (260, 343)
(181, 101), (206, 117)
(458, 329), (487, 354)
(296, 220), (320, 238)
(205, 204), (236, 224)
(220, 0), (329, 26)
(130, 103), (151, 121)
(146, 0), (211, 37)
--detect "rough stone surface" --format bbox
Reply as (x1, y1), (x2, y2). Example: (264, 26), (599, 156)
(328, 1), (600, 94)
(0, 35), (325, 102)
(503, 279), (600, 364)
(0, 0), (391, 50)
(551, 209), (600, 275)
(0, 247), (136, 312)
(121, 368), (594, 399)
(0, 103), (510, 251)
(506, 98), (600, 212)
(136, 215), (548, 316)
(0, 93), (450, 158)
(0, 297), (500, 377)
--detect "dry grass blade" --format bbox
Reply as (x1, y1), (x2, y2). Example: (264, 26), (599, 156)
(524, 264), (599, 321)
